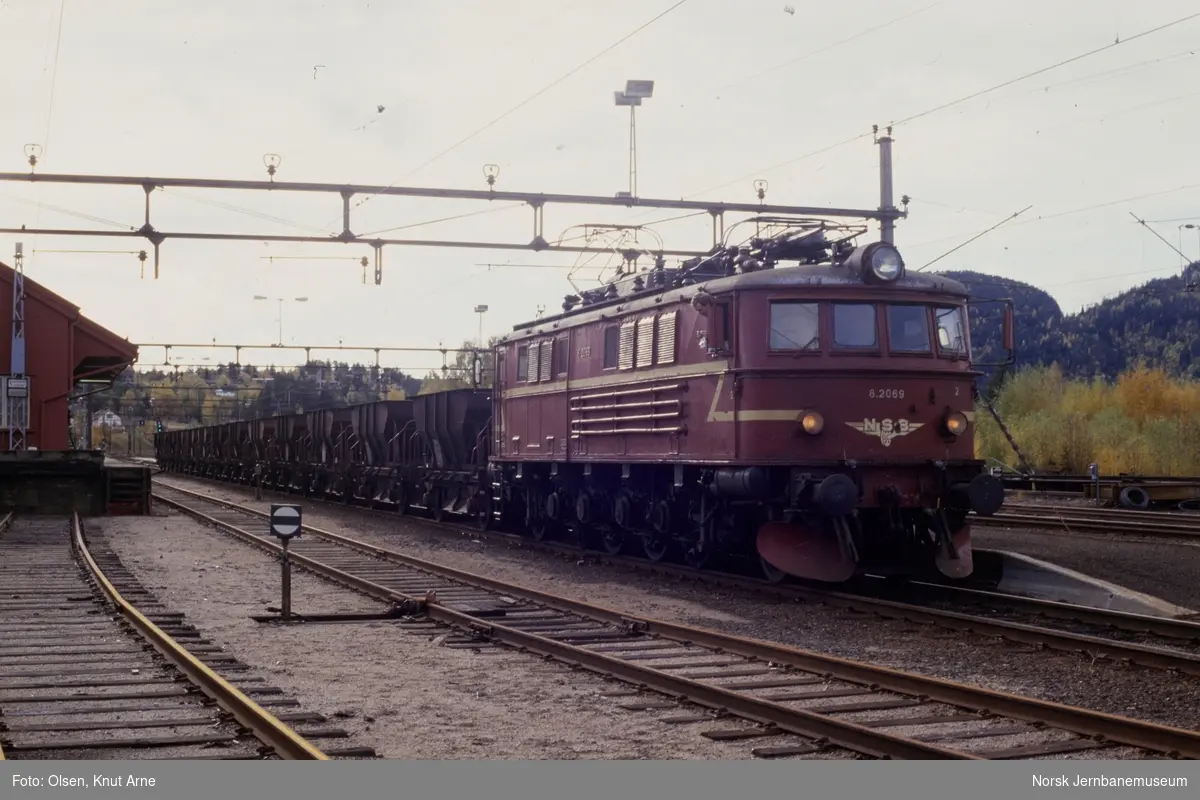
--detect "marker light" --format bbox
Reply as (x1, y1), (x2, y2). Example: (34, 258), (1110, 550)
(944, 411), (968, 436)
(800, 411), (824, 435)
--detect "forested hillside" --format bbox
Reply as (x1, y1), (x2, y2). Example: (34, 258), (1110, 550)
(943, 266), (1200, 381)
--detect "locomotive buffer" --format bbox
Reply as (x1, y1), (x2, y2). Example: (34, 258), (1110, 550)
(269, 504), (302, 621)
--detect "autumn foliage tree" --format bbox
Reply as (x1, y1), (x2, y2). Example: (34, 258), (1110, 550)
(975, 364), (1200, 475)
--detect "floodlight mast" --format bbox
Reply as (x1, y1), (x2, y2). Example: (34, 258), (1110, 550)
(614, 80), (654, 198)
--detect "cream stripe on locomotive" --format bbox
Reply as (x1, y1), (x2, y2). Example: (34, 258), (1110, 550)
(501, 358), (731, 399)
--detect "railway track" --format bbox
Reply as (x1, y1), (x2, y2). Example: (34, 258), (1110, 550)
(152, 475), (1200, 677)
(0, 512), (376, 761)
(975, 503), (1200, 541)
(150, 482), (1200, 760)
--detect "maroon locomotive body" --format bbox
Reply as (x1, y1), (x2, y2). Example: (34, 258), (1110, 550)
(490, 234), (1007, 583)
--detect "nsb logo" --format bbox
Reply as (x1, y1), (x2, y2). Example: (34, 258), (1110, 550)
(845, 418), (923, 447)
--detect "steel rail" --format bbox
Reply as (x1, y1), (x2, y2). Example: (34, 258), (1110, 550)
(69, 512), (329, 761)
(152, 483), (1200, 675)
(151, 491), (966, 759)
(1001, 502), (1200, 524)
(151, 475), (1200, 642)
(152, 486), (1200, 759)
(975, 509), (1200, 540)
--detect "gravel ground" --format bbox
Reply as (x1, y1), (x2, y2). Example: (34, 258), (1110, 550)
(99, 514), (833, 760)
(152, 477), (1200, 735)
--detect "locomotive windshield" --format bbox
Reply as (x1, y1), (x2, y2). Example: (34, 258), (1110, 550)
(832, 304), (877, 349)
(766, 300), (971, 359)
(768, 302), (820, 350)
(886, 305), (932, 353)
(934, 306), (968, 356)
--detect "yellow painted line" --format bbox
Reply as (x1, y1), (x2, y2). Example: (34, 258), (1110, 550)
(70, 513), (328, 760)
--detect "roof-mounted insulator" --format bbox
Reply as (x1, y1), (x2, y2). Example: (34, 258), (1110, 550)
(24, 144), (42, 172)
(754, 179), (767, 203)
(263, 154), (281, 181)
(483, 164), (499, 191)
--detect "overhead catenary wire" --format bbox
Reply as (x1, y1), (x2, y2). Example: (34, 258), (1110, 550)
(907, 181), (1200, 252)
(28, 0), (69, 264)
(323, 0), (693, 229)
(717, 1), (947, 92)
(360, 202), (527, 237)
(683, 10), (1200, 201)
(915, 205), (1033, 272)
(1129, 212), (1194, 265)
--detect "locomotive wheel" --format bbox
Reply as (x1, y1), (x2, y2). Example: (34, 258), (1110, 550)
(598, 529), (625, 555)
(684, 545), (711, 571)
(642, 534), (669, 562)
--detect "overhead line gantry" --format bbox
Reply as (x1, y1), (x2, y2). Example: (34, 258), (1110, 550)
(0, 135), (906, 284)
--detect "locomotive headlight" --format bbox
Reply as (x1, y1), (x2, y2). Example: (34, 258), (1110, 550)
(843, 241), (905, 283)
(867, 244), (904, 281)
(800, 410), (824, 435)
(943, 411), (968, 437)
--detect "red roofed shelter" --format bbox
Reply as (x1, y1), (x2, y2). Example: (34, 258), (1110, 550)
(0, 261), (138, 451)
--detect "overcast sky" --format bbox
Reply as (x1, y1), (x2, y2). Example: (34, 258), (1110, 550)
(1, 1), (1198, 373)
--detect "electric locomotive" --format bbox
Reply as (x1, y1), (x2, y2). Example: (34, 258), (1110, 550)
(490, 221), (1010, 583)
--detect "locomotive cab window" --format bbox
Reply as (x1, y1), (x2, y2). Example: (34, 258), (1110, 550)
(934, 306), (968, 357)
(832, 303), (878, 349)
(768, 301), (820, 351)
(516, 345), (529, 381)
(886, 305), (931, 353)
(709, 300), (732, 353)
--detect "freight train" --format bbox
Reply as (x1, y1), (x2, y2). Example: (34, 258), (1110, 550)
(155, 221), (1011, 585)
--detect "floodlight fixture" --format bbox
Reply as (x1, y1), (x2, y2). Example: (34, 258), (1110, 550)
(613, 91), (641, 107)
(625, 80), (654, 99)
(474, 304), (489, 313)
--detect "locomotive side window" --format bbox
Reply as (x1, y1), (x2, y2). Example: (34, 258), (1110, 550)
(768, 302), (820, 351)
(516, 345), (529, 381)
(709, 300), (732, 354)
(832, 303), (878, 349)
(554, 336), (568, 376)
(886, 305), (932, 353)
(935, 306), (968, 356)
(603, 326), (620, 368)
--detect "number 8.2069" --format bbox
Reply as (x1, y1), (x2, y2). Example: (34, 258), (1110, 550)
(869, 388), (904, 399)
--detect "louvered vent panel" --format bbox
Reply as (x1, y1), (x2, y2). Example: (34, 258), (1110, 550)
(618, 321), (637, 370)
(539, 339), (554, 382)
(635, 317), (655, 368)
(528, 342), (541, 382)
(657, 311), (677, 364)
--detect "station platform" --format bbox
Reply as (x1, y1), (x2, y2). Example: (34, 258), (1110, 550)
(0, 450), (152, 516)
